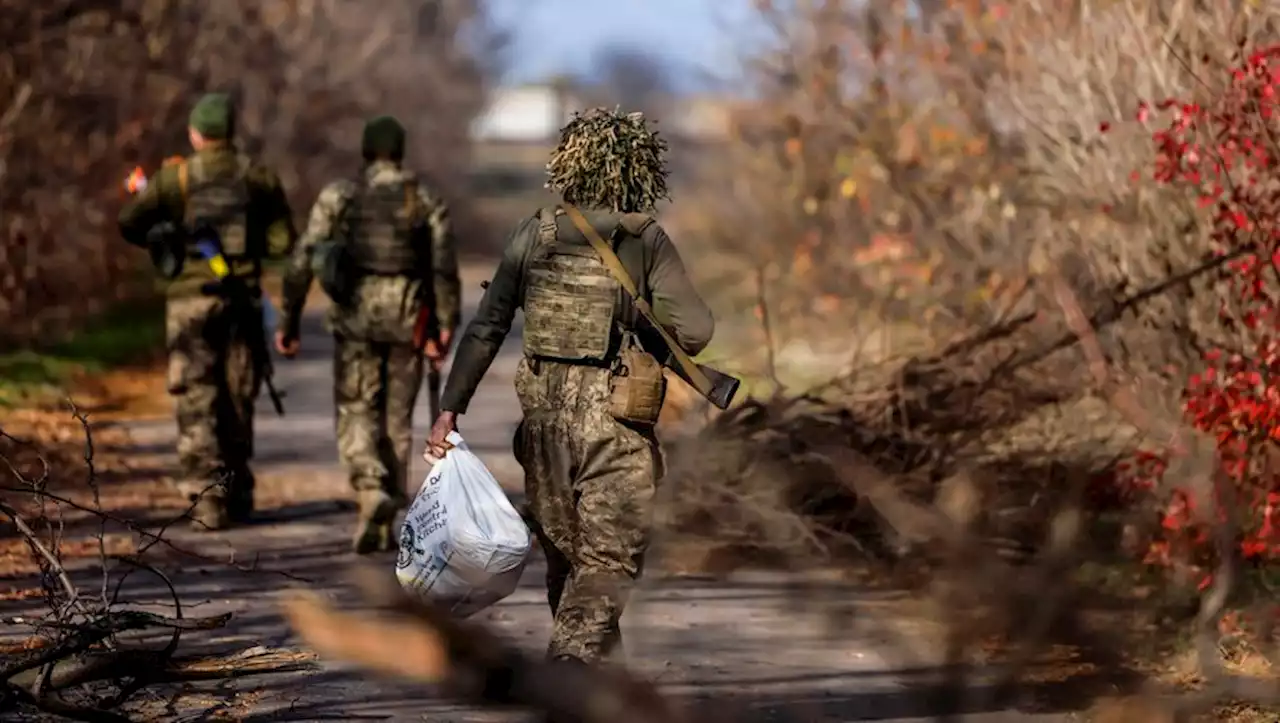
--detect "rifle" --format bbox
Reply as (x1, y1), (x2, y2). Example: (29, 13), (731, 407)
(426, 364), (442, 423)
(193, 233), (287, 416)
(563, 205), (741, 411)
(413, 304), (442, 423)
(402, 181), (444, 423)
(663, 358), (740, 410)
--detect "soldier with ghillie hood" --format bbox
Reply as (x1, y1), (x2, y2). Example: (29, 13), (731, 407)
(425, 108), (715, 664)
(278, 115), (462, 554)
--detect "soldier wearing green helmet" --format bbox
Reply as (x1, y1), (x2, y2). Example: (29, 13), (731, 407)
(117, 92), (298, 531)
(278, 114), (461, 554)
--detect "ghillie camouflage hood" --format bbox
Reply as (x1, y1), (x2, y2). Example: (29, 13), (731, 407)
(545, 108), (670, 213)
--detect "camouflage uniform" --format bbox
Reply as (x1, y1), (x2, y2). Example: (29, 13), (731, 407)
(441, 205), (714, 663)
(280, 119), (460, 554)
(117, 94), (296, 530)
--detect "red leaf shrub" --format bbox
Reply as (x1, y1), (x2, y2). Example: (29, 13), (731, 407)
(1107, 45), (1280, 582)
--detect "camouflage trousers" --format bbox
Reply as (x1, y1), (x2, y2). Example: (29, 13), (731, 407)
(166, 295), (261, 507)
(513, 357), (662, 664)
(333, 335), (424, 501)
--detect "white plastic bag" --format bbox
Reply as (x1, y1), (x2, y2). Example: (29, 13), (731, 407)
(395, 431), (531, 617)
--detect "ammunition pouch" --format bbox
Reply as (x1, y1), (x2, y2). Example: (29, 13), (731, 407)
(146, 222), (186, 280)
(608, 342), (666, 427)
(313, 238), (358, 307)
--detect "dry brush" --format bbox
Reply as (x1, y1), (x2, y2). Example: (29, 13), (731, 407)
(281, 2), (1280, 720)
(0, 408), (318, 721)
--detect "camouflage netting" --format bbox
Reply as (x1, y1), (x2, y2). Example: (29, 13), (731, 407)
(545, 108), (671, 213)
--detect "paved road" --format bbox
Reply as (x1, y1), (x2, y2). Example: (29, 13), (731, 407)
(36, 265), (1079, 721)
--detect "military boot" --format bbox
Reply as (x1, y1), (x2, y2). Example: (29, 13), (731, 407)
(352, 488), (399, 554)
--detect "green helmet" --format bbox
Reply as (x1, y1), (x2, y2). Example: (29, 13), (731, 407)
(362, 115), (406, 162)
(545, 107), (670, 213)
(189, 93), (235, 140)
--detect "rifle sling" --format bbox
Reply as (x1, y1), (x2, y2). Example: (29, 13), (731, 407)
(560, 203), (714, 396)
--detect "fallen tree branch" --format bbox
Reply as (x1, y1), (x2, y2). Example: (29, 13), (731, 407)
(0, 497), (80, 612)
(7, 645), (316, 691)
(0, 401), (322, 720)
(282, 569), (698, 723)
(0, 611), (232, 681)
(0, 481), (315, 584)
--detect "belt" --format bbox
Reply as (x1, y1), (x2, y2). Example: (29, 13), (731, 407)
(527, 354), (613, 370)
(199, 279), (261, 297)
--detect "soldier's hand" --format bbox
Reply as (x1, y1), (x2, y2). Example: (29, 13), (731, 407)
(422, 411), (457, 465)
(423, 328), (454, 363)
(423, 338), (444, 362)
(275, 331), (300, 358)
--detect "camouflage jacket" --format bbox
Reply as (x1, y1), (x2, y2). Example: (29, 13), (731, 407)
(440, 207), (715, 414)
(117, 142), (297, 298)
(280, 161), (460, 343)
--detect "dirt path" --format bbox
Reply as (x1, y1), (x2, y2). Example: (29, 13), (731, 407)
(3, 264), (1083, 721)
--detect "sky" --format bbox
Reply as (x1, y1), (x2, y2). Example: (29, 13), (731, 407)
(486, 0), (760, 92)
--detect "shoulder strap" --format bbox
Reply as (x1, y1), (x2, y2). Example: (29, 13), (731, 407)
(535, 207), (557, 246)
(561, 203), (713, 396)
(403, 179), (421, 219)
(176, 158), (190, 204)
(335, 176), (363, 229)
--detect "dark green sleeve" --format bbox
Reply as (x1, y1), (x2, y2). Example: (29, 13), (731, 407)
(117, 164), (184, 248)
(251, 166), (298, 259)
(647, 224), (715, 356)
(439, 215), (538, 414)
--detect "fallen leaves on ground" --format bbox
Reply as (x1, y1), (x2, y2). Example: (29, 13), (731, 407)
(0, 532), (137, 577)
(1, 406), (136, 480)
(68, 364), (170, 422)
(1144, 645), (1280, 723)
(0, 586), (46, 602)
(0, 635), (49, 652)
(1, 392), (181, 579)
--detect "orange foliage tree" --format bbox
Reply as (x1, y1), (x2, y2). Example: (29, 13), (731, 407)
(680, 0), (1280, 517)
(676, 1), (1032, 350)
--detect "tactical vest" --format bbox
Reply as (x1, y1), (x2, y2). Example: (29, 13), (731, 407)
(179, 153), (252, 260)
(342, 178), (425, 276)
(521, 208), (621, 363)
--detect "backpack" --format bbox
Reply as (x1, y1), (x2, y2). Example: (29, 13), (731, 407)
(177, 152), (253, 261)
(314, 176), (427, 306)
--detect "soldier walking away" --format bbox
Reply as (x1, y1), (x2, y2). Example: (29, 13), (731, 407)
(424, 108), (716, 665)
(117, 92), (297, 531)
(277, 115), (461, 555)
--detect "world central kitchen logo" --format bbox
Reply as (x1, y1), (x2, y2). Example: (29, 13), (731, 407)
(397, 498), (447, 568)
